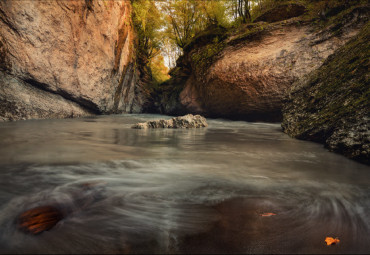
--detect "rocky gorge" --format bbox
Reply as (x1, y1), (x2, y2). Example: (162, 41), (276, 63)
(0, 0), (147, 121)
(147, 3), (369, 164)
(0, 1), (369, 253)
(149, 4), (368, 122)
(0, 0), (368, 165)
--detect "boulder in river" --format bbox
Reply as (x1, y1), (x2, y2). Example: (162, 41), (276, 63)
(132, 114), (208, 129)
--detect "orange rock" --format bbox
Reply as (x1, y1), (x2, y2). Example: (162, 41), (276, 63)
(325, 237), (340, 246)
(0, 1), (143, 121)
(17, 206), (63, 235)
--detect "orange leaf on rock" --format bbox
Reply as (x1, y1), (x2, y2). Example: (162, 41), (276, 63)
(325, 237), (340, 246)
(260, 212), (276, 217)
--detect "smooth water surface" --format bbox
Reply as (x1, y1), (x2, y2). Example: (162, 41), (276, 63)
(0, 114), (369, 254)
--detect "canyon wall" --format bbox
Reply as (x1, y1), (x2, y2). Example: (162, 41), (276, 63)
(151, 4), (368, 122)
(0, 0), (147, 121)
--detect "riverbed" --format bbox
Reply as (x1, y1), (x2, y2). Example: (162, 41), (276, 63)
(0, 114), (369, 254)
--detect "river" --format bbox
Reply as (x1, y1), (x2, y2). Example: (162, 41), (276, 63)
(0, 114), (369, 254)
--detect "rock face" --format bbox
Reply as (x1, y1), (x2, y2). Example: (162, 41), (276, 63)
(132, 114), (208, 129)
(151, 5), (368, 122)
(0, 0), (147, 121)
(282, 22), (369, 165)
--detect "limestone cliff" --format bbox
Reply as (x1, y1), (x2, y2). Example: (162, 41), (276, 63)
(150, 4), (368, 122)
(282, 22), (369, 165)
(0, 0), (147, 121)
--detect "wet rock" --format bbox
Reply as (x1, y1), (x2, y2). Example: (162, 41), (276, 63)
(132, 114), (208, 129)
(17, 206), (63, 235)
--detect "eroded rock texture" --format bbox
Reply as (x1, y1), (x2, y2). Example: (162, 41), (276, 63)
(0, 0), (146, 121)
(153, 5), (368, 122)
(282, 22), (369, 165)
(132, 114), (208, 129)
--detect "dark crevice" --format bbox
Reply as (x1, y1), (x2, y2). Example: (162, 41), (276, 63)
(22, 78), (101, 114)
(124, 66), (136, 106)
(112, 63), (133, 113)
(112, 4), (129, 74)
(84, 0), (94, 20)
(85, 0), (94, 12)
(113, 27), (129, 74)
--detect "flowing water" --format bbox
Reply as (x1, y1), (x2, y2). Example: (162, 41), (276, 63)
(0, 114), (369, 254)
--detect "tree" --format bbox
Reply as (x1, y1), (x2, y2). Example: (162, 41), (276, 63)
(132, 0), (282, 85)
(198, 0), (230, 27)
(162, 0), (201, 49)
(161, 0), (231, 49)
(132, 0), (163, 63)
(150, 54), (170, 85)
(160, 36), (182, 69)
(231, 0), (252, 24)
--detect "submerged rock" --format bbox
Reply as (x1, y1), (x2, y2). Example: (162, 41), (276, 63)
(132, 114), (208, 129)
(15, 181), (107, 235)
(17, 206), (63, 235)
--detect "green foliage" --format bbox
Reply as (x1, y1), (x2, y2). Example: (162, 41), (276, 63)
(132, 0), (163, 62)
(132, 0), (367, 89)
(198, 0), (231, 28)
(162, 0), (204, 49)
(161, 0), (232, 49)
(132, 0), (170, 90)
(150, 55), (170, 86)
(230, 0), (252, 24)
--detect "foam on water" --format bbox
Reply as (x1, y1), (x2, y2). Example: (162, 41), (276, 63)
(0, 114), (369, 253)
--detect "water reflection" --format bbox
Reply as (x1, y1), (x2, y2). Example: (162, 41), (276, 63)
(0, 114), (369, 253)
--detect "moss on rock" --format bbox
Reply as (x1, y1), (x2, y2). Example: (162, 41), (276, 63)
(282, 22), (370, 164)
(190, 39), (227, 74)
(146, 1), (369, 125)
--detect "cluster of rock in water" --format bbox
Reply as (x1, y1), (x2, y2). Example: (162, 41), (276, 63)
(132, 114), (208, 129)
